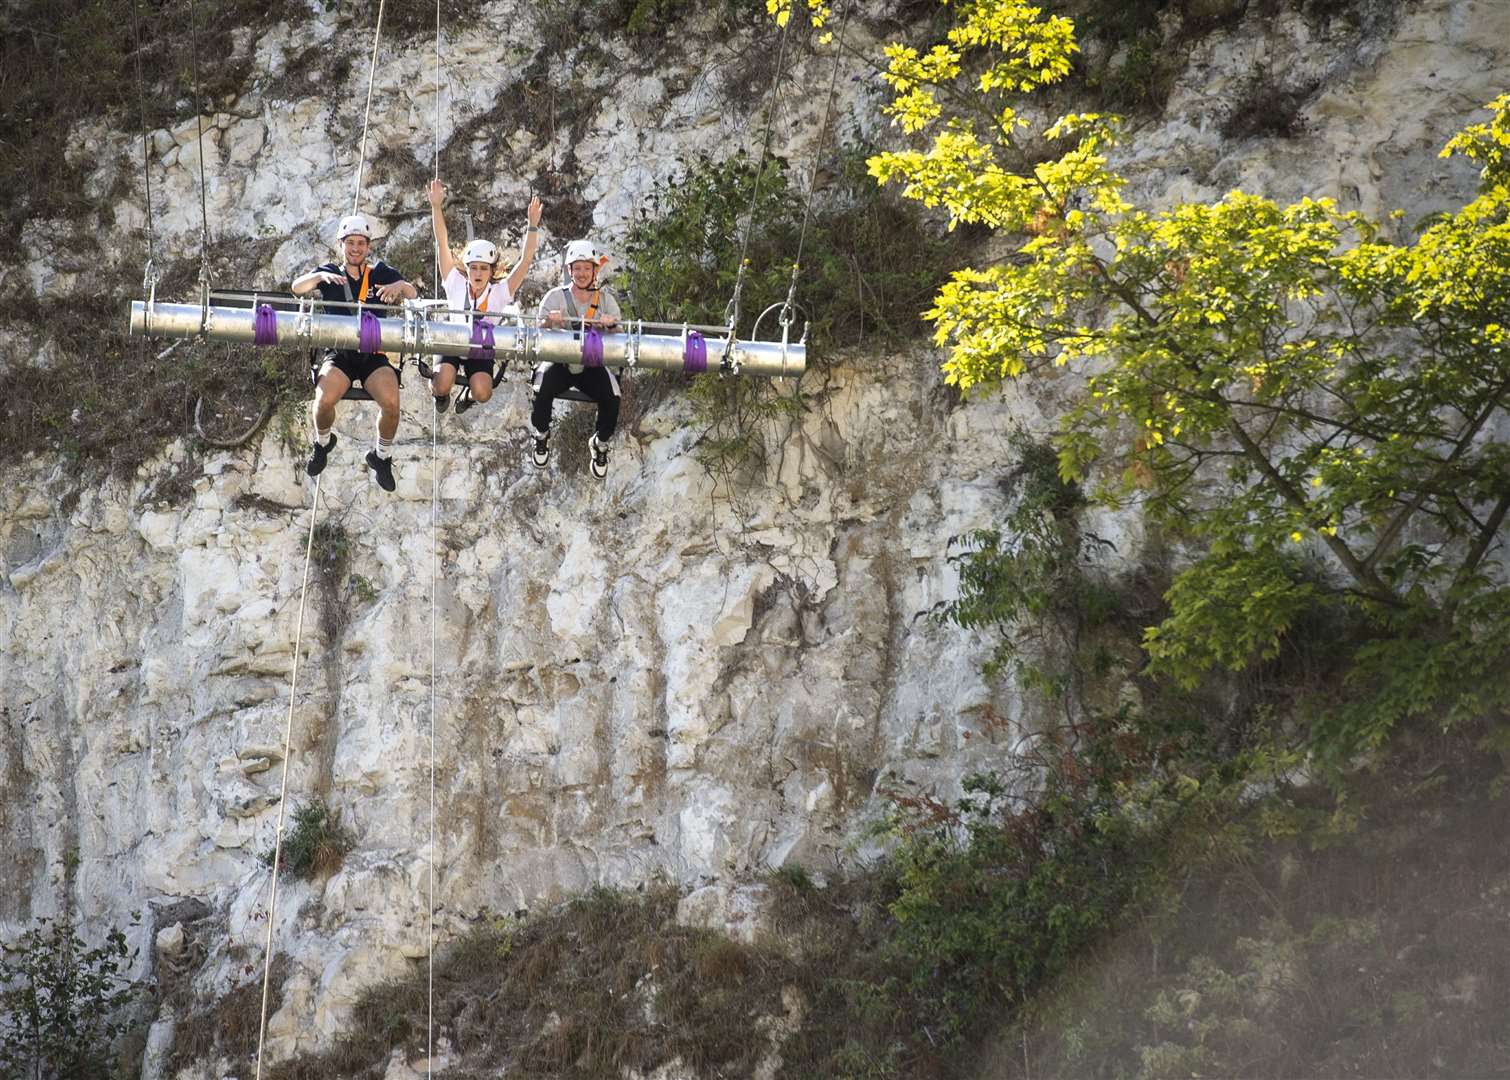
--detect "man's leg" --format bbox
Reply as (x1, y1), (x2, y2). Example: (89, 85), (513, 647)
(364, 364), (401, 492)
(530, 365), (571, 468)
(579, 368), (621, 441)
(366, 364), (401, 443)
(579, 368), (620, 479)
(307, 361), (351, 477)
(312, 364), (351, 439)
(531, 365), (571, 434)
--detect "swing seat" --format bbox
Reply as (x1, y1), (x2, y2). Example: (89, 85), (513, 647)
(215, 288), (374, 402)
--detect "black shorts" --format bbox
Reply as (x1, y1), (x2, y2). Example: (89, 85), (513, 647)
(436, 356), (498, 382)
(316, 349), (400, 387)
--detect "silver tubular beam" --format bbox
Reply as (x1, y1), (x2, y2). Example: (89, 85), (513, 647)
(127, 300), (807, 379)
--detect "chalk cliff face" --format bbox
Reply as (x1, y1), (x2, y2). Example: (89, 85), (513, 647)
(2, 0), (1507, 1070)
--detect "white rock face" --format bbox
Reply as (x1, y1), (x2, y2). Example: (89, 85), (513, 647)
(1, 0), (1505, 1072)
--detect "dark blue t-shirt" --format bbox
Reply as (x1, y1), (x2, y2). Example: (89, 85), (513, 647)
(311, 260), (405, 306)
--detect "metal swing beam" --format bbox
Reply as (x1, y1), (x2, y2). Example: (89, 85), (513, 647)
(126, 294), (807, 379)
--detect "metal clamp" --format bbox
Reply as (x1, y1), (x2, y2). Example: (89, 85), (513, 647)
(719, 318), (740, 377)
(196, 277), (211, 340)
(143, 261), (159, 334)
(295, 295), (314, 343)
(401, 299), (423, 360)
(625, 318), (642, 370)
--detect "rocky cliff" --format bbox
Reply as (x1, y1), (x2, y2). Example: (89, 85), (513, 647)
(2, 0), (1507, 1073)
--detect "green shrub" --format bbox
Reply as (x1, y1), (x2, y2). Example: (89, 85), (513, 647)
(622, 147), (955, 350)
(262, 801), (352, 881)
(0, 915), (142, 1080)
(942, 429), (1128, 701)
(621, 147), (955, 473)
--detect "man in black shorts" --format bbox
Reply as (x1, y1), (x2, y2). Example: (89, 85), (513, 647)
(291, 213), (418, 491)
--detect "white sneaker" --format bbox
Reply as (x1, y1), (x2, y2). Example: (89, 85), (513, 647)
(531, 429), (550, 469)
(588, 434), (610, 480)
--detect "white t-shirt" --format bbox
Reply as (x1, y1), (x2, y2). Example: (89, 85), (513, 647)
(443, 266), (514, 324)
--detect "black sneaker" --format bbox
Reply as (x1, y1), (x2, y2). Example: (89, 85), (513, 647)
(531, 429), (550, 469)
(306, 434), (337, 477)
(589, 433), (610, 480)
(454, 387), (475, 415)
(433, 393), (450, 414)
(365, 450), (396, 492)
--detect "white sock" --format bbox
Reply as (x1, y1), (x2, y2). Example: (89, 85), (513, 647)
(315, 425), (332, 445)
(375, 434), (394, 460)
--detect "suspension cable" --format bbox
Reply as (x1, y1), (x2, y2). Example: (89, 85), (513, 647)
(428, 6), (442, 1076)
(428, 367), (439, 1080)
(253, 477), (324, 1080)
(788, 0), (853, 315)
(352, 0), (389, 214)
(724, 15), (794, 334)
(128, 0), (158, 289)
(186, 0), (211, 289)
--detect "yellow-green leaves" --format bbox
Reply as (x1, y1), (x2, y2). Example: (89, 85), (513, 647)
(1440, 93), (1510, 188)
(845, 0), (1510, 754)
(766, 0), (832, 35)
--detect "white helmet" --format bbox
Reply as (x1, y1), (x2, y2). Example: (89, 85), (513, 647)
(564, 239), (605, 268)
(336, 213), (373, 241)
(462, 239), (499, 266)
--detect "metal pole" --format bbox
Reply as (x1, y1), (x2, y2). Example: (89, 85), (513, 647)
(127, 300), (806, 379)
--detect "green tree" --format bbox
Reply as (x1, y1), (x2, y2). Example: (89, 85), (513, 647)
(867, 1), (1510, 756)
(0, 916), (141, 1079)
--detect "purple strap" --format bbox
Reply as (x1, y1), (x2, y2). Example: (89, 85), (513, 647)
(358, 310), (382, 355)
(253, 304), (279, 346)
(683, 331), (707, 374)
(582, 327), (604, 368)
(469, 319), (496, 361)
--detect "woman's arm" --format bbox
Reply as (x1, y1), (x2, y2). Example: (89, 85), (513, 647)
(506, 195), (544, 298)
(428, 179), (458, 281)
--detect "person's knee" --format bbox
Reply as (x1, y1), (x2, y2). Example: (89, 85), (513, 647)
(473, 380), (493, 403)
(432, 368), (455, 393)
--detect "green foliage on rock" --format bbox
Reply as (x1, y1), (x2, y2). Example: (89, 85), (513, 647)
(0, 916), (141, 1080)
(943, 429), (1127, 700)
(623, 148), (954, 348)
(621, 146), (956, 473)
(871, 0), (1510, 759)
(262, 801), (352, 881)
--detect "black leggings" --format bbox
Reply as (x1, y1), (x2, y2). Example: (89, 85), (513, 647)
(532, 365), (620, 441)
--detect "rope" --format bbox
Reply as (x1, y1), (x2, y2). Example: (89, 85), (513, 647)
(351, 0), (389, 215)
(724, 14), (794, 334)
(253, 476), (324, 1080)
(428, 393), (439, 1080)
(186, 0), (211, 287)
(428, 7), (442, 1077)
(127, 0), (157, 289)
(788, 0), (853, 314)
